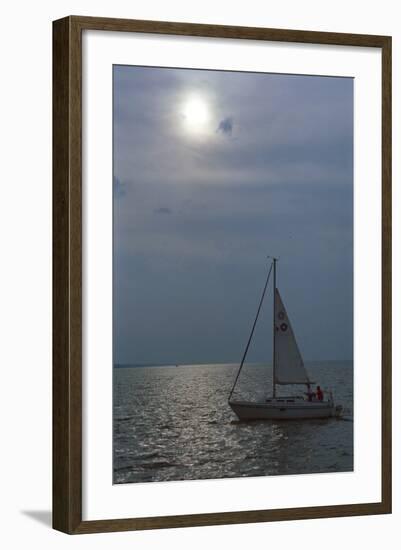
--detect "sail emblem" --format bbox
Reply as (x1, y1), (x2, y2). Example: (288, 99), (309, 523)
(280, 322), (288, 332)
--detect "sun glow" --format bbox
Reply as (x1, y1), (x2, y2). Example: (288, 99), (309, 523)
(182, 96), (211, 133)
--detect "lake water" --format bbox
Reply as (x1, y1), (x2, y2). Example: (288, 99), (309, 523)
(113, 361), (353, 484)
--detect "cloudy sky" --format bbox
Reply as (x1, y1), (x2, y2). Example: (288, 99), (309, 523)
(113, 65), (353, 365)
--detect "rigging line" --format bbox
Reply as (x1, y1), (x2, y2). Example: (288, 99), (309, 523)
(228, 260), (274, 402)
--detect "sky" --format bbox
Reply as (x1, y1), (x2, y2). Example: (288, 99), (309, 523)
(113, 65), (353, 365)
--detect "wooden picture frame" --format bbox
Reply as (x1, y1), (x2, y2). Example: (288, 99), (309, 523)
(53, 15), (392, 534)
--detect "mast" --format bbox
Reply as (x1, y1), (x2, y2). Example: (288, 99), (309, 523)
(272, 257), (277, 399)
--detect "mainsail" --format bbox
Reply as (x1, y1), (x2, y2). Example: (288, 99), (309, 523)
(274, 288), (310, 385)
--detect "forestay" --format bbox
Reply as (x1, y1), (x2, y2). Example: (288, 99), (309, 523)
(274, 288), (310, 385)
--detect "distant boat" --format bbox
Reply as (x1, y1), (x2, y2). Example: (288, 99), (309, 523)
(228, 257), (342, 420)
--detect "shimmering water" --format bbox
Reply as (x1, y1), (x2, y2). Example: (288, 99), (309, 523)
(113, 361), (353, 484)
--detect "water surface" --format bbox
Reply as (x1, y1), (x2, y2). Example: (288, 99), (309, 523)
(113, 361), (353, 484)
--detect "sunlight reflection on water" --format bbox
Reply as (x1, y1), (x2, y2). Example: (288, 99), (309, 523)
(113, 362), (353, 484)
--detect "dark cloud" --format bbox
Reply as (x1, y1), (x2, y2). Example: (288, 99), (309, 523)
(113, 176), (126, 198)
(154, 207), (172, 215)
(217, 116), (233, 136)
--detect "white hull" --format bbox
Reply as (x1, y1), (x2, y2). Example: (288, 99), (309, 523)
(229, 397), (336, 420)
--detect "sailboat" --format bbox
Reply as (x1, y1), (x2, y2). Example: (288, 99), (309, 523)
(228, 257), (340, 420)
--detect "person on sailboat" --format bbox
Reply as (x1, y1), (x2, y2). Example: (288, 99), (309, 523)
(316, 386), (324, 401)
(305, 384), (315, 402)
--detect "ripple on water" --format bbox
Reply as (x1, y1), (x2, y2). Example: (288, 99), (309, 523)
(113, 362), (353, 483)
